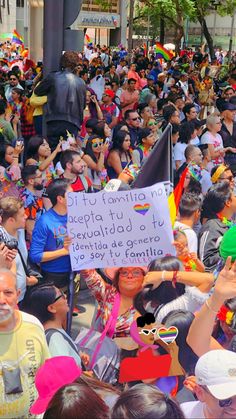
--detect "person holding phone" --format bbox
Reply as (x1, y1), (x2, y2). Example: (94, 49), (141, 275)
(106, 131), (133, 179)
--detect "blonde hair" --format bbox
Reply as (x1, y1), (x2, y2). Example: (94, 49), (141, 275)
(206, 114), (221, 129)
(0, 197), (23, 223)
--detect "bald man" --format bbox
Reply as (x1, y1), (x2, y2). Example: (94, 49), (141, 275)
(0, 269), (50, 419)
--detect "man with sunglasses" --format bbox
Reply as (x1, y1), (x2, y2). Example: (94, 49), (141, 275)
(4, 71), (23, 103)
(181, 350), (236, 418)
(124, 109), (142, 148)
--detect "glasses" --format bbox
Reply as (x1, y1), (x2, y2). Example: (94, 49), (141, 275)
(53, 290), (66, 303)
(130, 117), (140, 121)
(92, 140), (103, 148)
(139, 328), (157, 335)
(10, 78), (17, 81)
(119, 269), (143, 278)
(220, 175), (234, 182)
(148, 122), (158, 126)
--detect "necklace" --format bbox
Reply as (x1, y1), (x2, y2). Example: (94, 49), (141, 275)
(217, 213), (234, 227)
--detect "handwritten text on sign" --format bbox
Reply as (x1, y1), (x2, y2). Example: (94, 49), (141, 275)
(67, 183), (175, 270)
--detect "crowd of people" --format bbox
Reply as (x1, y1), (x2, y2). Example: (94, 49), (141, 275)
(1, 39), (236, 418)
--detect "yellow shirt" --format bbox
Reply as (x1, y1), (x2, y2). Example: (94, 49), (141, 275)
(30, 92), (47, 117)
(0, 311), (50, 419)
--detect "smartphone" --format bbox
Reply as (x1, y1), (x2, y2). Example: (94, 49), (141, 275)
(61, 141), (70, 151)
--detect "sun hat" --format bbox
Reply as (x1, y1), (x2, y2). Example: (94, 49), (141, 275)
(30, 356), (82, 415)
(105, 266), (147, 281)
(195, 350), (236, 400)
(219, 226), (236, 262)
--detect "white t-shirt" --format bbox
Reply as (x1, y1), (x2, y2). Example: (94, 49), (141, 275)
(174, 221), (198, 253)
(174, 143), (187, 166)
(201, 131), (224, 167)
(181, 401), (205, 418)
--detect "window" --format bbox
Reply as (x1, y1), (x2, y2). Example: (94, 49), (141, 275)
(16, 0), (24, 7)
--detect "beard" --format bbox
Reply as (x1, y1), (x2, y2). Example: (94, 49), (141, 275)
(71, 167), (83, 176)
(0, 304), (14, 323)
(34, 183), (44, 191)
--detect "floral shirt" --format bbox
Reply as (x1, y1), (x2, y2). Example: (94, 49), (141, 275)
(85, 270), (136, 338)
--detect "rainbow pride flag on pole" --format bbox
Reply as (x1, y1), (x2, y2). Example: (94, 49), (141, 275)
(12, 29), (24, 45)
(85, 34), (93, 45)
(168, 167), (188, 225)
(155, 42), (173, 61)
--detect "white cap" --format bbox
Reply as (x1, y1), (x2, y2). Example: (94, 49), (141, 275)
(195, 350), (236, 400)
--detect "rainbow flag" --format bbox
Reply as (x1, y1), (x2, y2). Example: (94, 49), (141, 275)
(168, 167), (189, 225)
(85, 34), (92, 45)
(12, 29), (24, 45)
(155, 42), (173, 61)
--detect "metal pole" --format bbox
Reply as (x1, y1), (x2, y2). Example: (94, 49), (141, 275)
(147, 13), (150, 50)
(43, 0), (64, 76)
(229, 11), (235, 63)
(212, 9), (217, 47)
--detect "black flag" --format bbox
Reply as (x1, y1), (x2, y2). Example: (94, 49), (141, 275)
(132, 123), (173, 188)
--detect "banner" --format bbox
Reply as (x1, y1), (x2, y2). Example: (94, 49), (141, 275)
(132, 123), (173, 189)
(67, 182), (175, 271)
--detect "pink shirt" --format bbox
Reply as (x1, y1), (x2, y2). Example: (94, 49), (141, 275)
(120, 89), (139, 115)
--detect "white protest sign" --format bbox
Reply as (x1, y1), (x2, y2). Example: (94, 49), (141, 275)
(67, 182), (175, 270)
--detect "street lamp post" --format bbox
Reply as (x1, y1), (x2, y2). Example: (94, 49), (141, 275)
(229, 11), (236, 63)
(43, 0), (83, 76)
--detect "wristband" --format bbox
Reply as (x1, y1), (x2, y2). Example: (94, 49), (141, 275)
(161, 270), (166, 281)
(172, 271), (178, 288)
(205, 299), (218, 315)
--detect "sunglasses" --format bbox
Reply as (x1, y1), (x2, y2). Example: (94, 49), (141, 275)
(119, 269), (143, 278)
(53, 290), (66, 303)
(148, 122), (158, 126)
(92, 140), (103, 148)
(130, 117), (140, 121)
(10, 78), (17, 81)
(139, 328), (157, 336)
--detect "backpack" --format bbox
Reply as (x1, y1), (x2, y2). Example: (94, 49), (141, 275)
(75, 293), (121, 384)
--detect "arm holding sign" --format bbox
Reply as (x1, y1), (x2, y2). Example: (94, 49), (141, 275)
(143, 270), (213, 293)
(187, 257), (236, 357)
(81, 269), (112, 304)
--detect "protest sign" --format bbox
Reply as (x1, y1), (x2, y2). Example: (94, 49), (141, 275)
(67, 182), (175, 270)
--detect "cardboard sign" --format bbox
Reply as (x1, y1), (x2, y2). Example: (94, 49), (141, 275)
(67, 182), (175, 270)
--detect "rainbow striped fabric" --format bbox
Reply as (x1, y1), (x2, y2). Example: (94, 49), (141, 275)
(154, 42), (173, 61)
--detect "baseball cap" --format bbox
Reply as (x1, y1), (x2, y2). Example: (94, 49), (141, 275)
(147, 74), (155, 81)
(103, 88), (115, 99)
(30, 356), (82, 415)
(220, 102), (236, 112)
(195, 350), (236, 400)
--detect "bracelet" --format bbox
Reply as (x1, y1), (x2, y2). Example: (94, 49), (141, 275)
(172, 271), (178, 288)
(161, 270), (166, 281)
(205, 299), (218, 315)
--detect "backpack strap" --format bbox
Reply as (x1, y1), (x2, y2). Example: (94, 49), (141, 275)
(45, 328), (78, 353)
(79, 292), (121, 369)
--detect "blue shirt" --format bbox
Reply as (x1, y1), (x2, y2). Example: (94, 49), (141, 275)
(30, 208), (71, 273)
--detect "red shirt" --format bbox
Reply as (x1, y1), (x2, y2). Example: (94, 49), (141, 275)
(61, 174), (92, 192)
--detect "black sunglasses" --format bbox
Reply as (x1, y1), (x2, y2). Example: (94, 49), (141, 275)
(53, 290), (66, 303)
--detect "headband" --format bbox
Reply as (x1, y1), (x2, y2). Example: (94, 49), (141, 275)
(211, 164), (227, 183)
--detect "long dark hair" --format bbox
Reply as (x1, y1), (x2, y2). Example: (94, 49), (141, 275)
(26, 284), (57, 324)
(162, 310), (198, 375)
(84, 135), (104, 179)
(0, 142), (14, 168)
(44, 382), (110, 419)
(26, 135), (45, 161)
(134, 256), (185, 315)
(109, 130), (132, 159)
